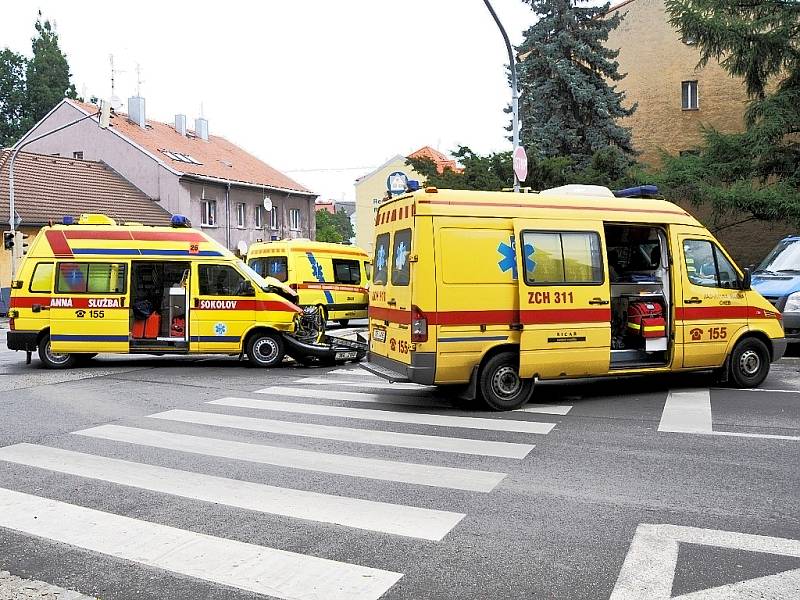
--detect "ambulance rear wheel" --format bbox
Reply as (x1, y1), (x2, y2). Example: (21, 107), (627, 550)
(246, 332), (285, 368)
(337, 319), (350, 327)
(38, 335), (77, 370)
(729, 337), (770, 388)
(479, 352), (532, 411)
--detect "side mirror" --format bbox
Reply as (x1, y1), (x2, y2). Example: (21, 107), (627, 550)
(741, 268), (752, 291)
(244, 281), (256, 296)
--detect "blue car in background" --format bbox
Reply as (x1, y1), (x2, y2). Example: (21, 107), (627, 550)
(752, 235), (800, 345)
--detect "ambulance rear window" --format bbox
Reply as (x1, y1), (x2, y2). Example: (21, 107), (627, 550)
(56, 263), (127, 294)
(391, 229), (412, 286)
(29, 263), (54, 293)
(374, 233), (390, 285)
(251, 257), (288, 282)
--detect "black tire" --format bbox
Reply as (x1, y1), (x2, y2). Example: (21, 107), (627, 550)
(729, 337), (771, 388)
(246, 331), (285, 368)
(337, 319), (350, 327)
(38, 334), (77, 370)
(75, 353), (98, 364)
(478, 351), (533, 411)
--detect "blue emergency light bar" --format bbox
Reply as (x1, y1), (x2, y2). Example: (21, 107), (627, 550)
(613, 185), (660, 198)
(171, 215), (192, 228)
(407, 180), (421, 192)
(62, 216), (75, 225)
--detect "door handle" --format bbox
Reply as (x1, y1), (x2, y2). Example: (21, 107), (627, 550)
(387, 298), (397, 306)
(684, 297), (703, 304)
(588, 298), (610, 305)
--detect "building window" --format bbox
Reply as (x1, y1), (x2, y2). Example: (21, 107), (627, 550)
(236, 203), (246, 228)
(73, 151), (83, 160)
(289, 208), (301, 231)
(201, 199), (217, 226)
(270, 207), (278, 230)
(254, 206), (263, 228)
(682, 81), (699, 110)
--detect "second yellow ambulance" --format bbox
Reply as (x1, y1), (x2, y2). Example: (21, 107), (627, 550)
(363, 185), (786, 410)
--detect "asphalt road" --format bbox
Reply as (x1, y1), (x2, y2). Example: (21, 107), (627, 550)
(0, 325), (798, 599)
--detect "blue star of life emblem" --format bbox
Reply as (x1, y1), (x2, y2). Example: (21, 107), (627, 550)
(376, 244), (387, 271)
(395, 241), (408, 271)
(497, 236), (536, 280)
(214, 322), (227, 336)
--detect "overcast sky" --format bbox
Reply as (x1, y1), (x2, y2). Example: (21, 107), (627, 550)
(2, 1), (604, 201)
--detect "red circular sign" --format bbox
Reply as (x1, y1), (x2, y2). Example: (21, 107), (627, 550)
(513, 146), (528, 183)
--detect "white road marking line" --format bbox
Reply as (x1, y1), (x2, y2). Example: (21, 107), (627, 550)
(712, 387), (800, 394)
(74, 425), (506, 492)
(610, 523), (800, 600)
(256, 385), (451, 408)
(658, 390), (713, 433)
(330, 368), (381, 377)
(149, 410), (535, 459)
(517, 404), (573, 416)
(659, 389), (800, 441)
(0, 486), (402, 600)
(210, 397), (556, 435)
(0, 444), (463, 541)
(293, 377), (432, 391)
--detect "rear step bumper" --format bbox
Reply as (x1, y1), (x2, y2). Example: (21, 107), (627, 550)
(362, 351), (436, 385)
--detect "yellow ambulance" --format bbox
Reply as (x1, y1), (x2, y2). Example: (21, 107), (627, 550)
(247, 239), (370, 326)
(6, 214), (365, 369)
(362, 185), (786, 410)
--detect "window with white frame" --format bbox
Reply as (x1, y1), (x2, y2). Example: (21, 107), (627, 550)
(236, 203), (246, 228)
(254, 206), (263, 228)
(682, 81), (699, 110)
(270, 207), (278, 229)
(289, 208), (301, 231)
(201, 199), (217, 226)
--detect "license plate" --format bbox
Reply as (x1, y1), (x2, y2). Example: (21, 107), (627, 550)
(335, 351), (358, 360)
(372, 327), (386, 342)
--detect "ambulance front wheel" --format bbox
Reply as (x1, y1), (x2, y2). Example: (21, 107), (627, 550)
(729, 337), (770, 388)
(479, 352), (533, 411)
(246, 331), (285, 368)
(37, 334), (77, 370)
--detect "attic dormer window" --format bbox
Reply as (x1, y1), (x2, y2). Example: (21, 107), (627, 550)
(160, 149), (202, 165)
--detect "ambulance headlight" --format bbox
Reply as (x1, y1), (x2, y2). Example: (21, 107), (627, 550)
(785, 291), (800, 313)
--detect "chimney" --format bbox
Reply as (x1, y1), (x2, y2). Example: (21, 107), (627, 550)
(175, 114), (186, 136)
(128, 96), (146, 129)
(195, 117), (209, 141)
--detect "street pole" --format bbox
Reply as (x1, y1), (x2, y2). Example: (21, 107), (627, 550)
(7, 108), (101, 278)
(482, 0), (520, 192)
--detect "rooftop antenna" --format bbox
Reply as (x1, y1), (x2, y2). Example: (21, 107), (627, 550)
(135, 62), (144, 97)
(109, 54), (123, 108)
(200, 101), (205, 118)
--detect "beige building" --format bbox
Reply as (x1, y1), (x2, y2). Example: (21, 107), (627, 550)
(607, 0), (751, 166)
(354, 147), (458, 253)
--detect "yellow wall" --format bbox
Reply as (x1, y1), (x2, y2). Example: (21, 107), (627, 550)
(606, 0), (750, 166)
(354, 157), (423, 255)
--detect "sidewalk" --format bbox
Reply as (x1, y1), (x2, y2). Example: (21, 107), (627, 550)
(0, 571), (97, 600)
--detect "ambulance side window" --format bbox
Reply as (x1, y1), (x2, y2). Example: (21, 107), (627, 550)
(29, 262), (54, 293)
(522, 231), (603, 284)
(391, 228), (412, 286)
(252, 257), (288, 282)
(373, 233), (390, 285)
(56, 263), (126, 294)
(683, 239), (741, 289)
(199, 264), (252, 296)
(332, 259), (361, 285)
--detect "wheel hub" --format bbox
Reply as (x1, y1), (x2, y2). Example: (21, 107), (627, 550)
(739, 349), (761, 376)
(45, 343), (71, 365)
(492, 365), (521, 398)
(253, 338), (279, 363)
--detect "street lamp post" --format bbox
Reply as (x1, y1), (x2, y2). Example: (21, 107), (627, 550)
(7, 107), (102, 278)
(482, 0), (520, 193)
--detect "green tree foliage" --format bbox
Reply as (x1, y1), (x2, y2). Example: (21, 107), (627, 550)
(516, 0), (636, 166)
(0, 13), (78, 147)
(660, 0), (800, 224)
(315, 209), (354, 244)
(0, 49), (27, 147)
(408, 145), (645, 192)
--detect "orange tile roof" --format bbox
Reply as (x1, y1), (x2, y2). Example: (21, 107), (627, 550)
(407, 146), (463, 174)
(66, 99), (314, 195)
(0, 150), (172, 226)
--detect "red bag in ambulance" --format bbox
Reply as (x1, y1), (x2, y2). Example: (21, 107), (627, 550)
(627, 301), (666, 338)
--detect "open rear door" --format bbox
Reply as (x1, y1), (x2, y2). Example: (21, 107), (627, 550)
(512, 219), (611, 379)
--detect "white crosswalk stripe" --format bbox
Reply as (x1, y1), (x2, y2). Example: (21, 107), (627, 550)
(294, 376), (434, 390)
(211, 396), (556, 435)
(149, 409), (536, 458)
(0, 487), (402, 600)
(74, 424), (507, 492)
(257, 385), (447, 407)
(0, 443), (464, 540)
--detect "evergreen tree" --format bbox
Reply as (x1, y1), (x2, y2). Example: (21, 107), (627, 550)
(315, 209), (354, 243)
(660, 0), (800, 224)
(516, 0), (636, 166)
(0, 49), (27, 147)
(23, 13), (78, 130)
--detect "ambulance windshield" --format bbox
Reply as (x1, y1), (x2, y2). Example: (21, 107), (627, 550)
(237, 260), (297, 299)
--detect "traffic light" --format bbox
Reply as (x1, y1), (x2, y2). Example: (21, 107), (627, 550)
(3, 231), (13, 250)
(14, 231), (28, 255)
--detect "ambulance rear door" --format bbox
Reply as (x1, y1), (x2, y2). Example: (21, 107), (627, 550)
(50, 261), (130, 353)
(513, 220), (611, 378)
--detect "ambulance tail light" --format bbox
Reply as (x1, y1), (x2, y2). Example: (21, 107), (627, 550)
(411, 304), (428, 342)
(289, 283), (298, 290)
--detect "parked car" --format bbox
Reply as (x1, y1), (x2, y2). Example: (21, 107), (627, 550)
(752, 235), (800, 345)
